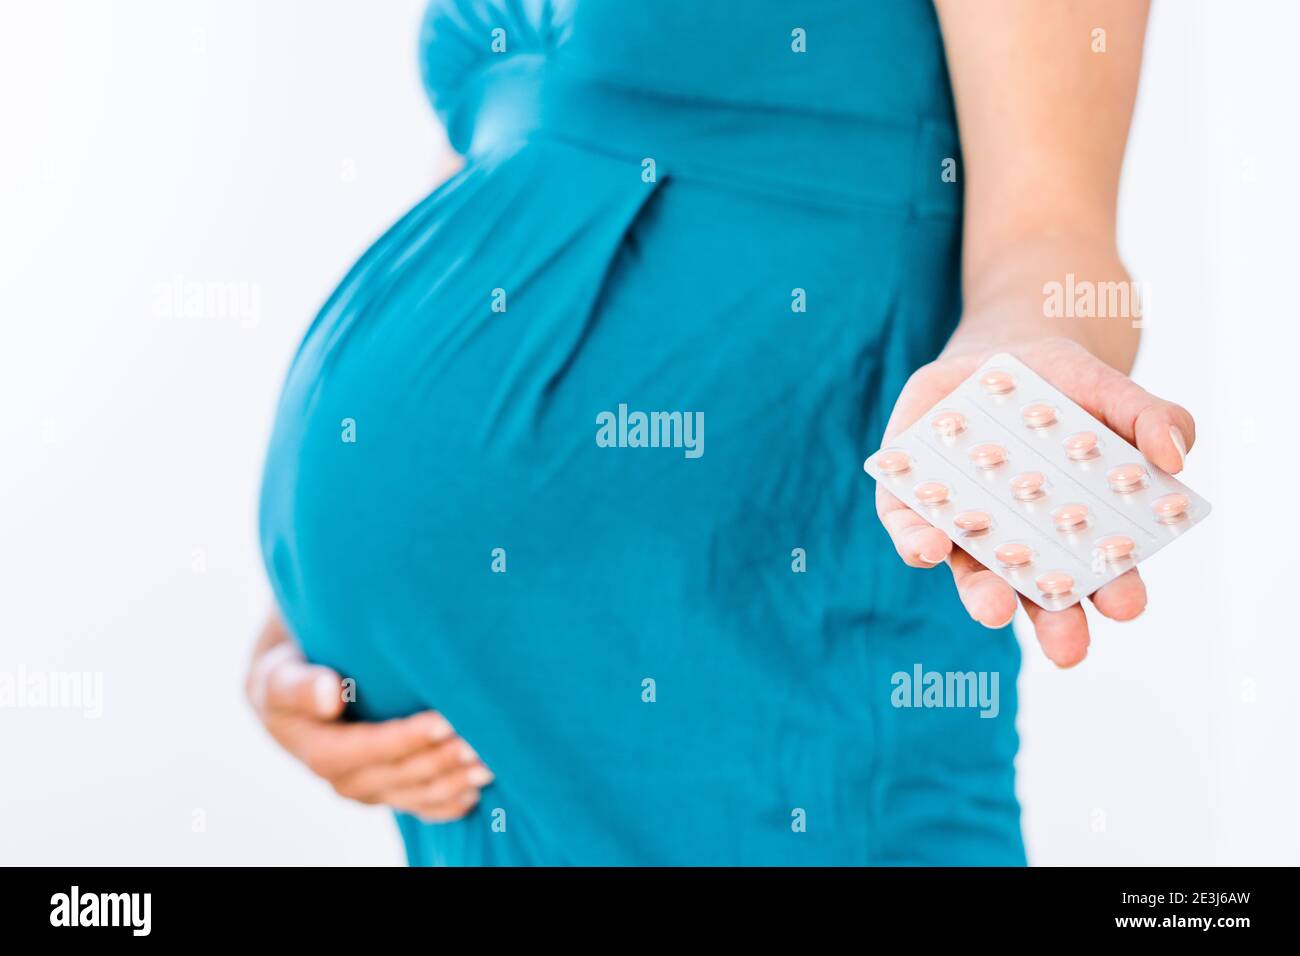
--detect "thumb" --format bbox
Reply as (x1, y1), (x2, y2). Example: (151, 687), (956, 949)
(1088, 366), (1197, 476)
(251, 642), (346, 719)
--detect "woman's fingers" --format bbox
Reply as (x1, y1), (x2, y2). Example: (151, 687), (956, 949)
(384, 763), (495, 821)
(1089, 567), (1147, 621)
(279, 710), (492, 823)
(1076, 360), (1196, 475)
(874, 360), (986, 570)
(948, 542), (1142, 636)
(947, 548), (1019, 628)
(402, 788), (483, 824)
(291, 710), (456, 780)
(1109, 385), (1196, 475)
(1132, 400), (1195, 476)
(1020, 594), (1090, 668)
(947, 539), (1143, 650)
(877, 486), (953, 567)
(332, 736), (476, 802)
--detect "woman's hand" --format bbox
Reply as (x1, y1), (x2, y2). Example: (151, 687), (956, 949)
(245, 612), (493, 822)
(907, 1), (1171, 665)
(876, 335), (1195, 667)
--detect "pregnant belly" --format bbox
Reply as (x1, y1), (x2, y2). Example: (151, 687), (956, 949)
(260, 138), (913, 663)
(254, 137), (1017, 863)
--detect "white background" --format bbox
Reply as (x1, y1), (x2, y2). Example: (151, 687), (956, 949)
(1, 0), (1295, 865)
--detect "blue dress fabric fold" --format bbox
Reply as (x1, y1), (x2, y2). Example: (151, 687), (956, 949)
(259, 0), (1026, 865)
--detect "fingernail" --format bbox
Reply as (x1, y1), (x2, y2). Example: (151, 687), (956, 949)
(428, 714), (453, 741)
(1169, 426), (1188, 472)
(313, 673), (338, 716)
(466, 765), (494, 786)
(457, 740), (478, 763)
(919, 552), (944, 566)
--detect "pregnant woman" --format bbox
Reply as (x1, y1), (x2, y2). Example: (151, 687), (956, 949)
(249, 0), (1194, 864)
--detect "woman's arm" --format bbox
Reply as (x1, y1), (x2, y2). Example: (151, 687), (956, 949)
(937, 0), (1147, 372)
(876, 0), (1196, 666)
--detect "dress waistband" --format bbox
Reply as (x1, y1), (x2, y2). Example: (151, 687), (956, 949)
(457, 56), (962, 217)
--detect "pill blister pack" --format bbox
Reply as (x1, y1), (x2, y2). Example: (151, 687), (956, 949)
(862, 353), (1211, 610)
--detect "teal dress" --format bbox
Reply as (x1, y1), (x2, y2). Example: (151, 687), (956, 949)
(259, 0), (1025, 865)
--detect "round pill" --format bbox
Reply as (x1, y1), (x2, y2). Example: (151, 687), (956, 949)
(1152, 492), (1190, 522)
(1009, 471), (1046, 500)
(876, 451), (911, 475)
(915, 481), (950, 505)
(979, 369), (1016, 395)
(994, 542), (1033, 568)
(930, 410), (967, 438)
(1096, 535), (1136, 562)
(1022, 403), (1057, 428)
(1064, 431), (1099, 460)
(953, 510), (992, 533)
(1106, 463), (1148, 493)
(1053, 503), (1090, 531)
(969, 443), (1008, 469)
(1036, 571), (1075, 596)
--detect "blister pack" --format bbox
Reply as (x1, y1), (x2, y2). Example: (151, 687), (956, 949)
(862, 353), (1211, 610)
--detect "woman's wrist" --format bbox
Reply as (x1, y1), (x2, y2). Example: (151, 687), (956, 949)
(942, 234), (1143, 373)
